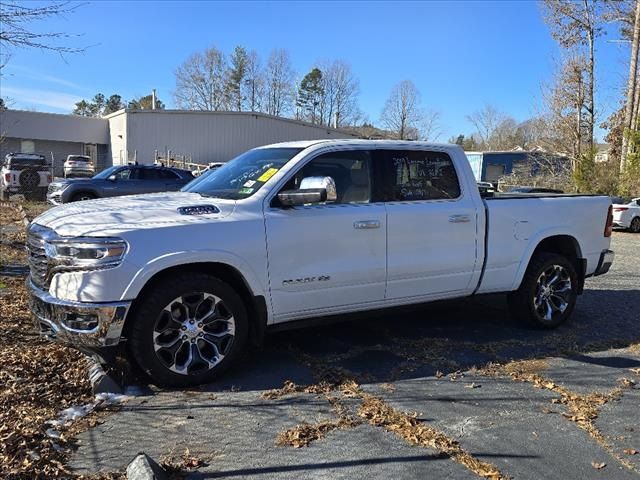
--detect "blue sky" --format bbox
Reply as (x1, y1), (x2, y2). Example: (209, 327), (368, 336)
(0, 0), (630, 141)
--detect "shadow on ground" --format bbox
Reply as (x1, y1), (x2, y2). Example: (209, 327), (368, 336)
(187, 287), (640, 393)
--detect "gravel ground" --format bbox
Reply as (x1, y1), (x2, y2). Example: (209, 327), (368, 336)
(66, 231), (640, 479)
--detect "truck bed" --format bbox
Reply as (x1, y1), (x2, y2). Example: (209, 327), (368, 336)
(477, 194), (611, 294)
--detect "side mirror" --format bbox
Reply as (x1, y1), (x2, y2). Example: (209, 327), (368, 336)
(108, 174), (117, 181)
(278, 188), (327, 206)
(276, 176), (337, 207)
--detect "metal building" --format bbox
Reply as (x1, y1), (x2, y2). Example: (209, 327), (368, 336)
(1, 109), (356, 174)
(0, 110), (110, 176)
(105, 109), (355, 166)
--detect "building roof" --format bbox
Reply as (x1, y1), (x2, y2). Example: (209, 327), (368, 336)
(0, 109), (109, 144)
(104, 108), (358, 137)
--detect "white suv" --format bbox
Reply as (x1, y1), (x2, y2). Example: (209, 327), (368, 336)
(0, 153), (52, 201)
(63, 155), (95, 178)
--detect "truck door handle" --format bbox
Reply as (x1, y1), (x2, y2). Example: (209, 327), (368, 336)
(354, 220), (381, 229)
(448, 214), (471, 223)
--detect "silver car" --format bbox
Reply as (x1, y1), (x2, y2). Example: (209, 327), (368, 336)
(64, 155), (95, 178)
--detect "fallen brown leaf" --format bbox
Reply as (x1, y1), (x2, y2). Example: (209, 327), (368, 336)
(623, 449), (638, 455)
(591, 461), (606, 469)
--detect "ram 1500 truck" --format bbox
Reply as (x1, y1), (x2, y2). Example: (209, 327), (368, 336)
(26, 140), (615, 386)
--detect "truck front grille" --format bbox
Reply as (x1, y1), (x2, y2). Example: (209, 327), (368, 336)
(26, 226), (53, 289)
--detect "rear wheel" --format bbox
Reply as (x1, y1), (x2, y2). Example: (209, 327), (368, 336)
(630, 217), (640, 233)
(71, 192), (96, 202)
(129, 273), (248, 387)
(508, 252), (578, 329)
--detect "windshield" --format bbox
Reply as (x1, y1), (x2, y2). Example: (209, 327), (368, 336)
(92, 166), (122, 180)
(182, 147), (303, 199)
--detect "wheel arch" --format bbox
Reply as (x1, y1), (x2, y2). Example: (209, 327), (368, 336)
(123, 262), (268, 347)
(70, 188), (99, 200)
(513, 233), (584, 293)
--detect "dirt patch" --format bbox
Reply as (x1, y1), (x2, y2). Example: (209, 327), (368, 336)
(276, 392), (362, 448)
(0, 205), (27, 266)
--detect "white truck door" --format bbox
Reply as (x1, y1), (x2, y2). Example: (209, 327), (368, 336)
(264, 149), (386, 319)
(377, 148), (479, 300)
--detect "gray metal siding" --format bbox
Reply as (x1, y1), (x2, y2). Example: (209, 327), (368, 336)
(123, 111), (355, 164)
(1, 137), (84, 176)
(0, 110), (109, 144)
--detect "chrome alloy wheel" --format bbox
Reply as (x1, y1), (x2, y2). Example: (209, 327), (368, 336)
(152, 292), (235, 375)
(534, 265), (572, 322)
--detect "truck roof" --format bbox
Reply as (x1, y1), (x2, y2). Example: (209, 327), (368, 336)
(259, 139), (456, 150)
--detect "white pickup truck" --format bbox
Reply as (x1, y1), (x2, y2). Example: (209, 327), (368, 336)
(27, 140), (615, 386)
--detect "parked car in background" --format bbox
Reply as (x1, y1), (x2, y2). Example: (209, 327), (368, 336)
(64, 155), (95, 178)
(47, 164), (194, 204)
(612, 197), (640, 233)
(192, 162), (224, 177)
(510, 186), (564, 194)
(28, 140), (614, 386)
(1, 152), (52, 201)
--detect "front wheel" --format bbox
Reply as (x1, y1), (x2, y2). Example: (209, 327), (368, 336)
(630, 217), (640, 233)
(129, 273), (248, 387)
(71, 192), (96, 202)
(508, 252), (578, 329)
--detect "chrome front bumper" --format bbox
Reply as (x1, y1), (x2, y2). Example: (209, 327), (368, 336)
(27, 279), (131, 347)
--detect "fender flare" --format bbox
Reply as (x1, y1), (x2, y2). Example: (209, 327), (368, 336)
(120, 249), (266, 301)
(510, 227), (582, 291)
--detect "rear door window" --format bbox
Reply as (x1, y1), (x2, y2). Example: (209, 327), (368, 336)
(137, 168), (164, 180)
(374, 150), (461, 201)
(158, 169), (180, 179)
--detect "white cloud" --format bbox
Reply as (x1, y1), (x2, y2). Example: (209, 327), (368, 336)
(1, 86), (82, 111)
(7, 65), (83, 90)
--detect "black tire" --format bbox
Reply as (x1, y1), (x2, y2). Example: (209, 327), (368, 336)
(71, 191), (96, 202)
(128, 273), (248, 387)
(630, 217), (640, 234)
(508, 252), (578, 329)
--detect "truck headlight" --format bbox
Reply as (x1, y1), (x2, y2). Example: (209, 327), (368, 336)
(44, 238), (127, 270)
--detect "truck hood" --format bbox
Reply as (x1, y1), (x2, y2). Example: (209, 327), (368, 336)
(33, 192), (236, 237)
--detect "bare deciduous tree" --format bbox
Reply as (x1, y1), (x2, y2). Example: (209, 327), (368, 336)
(264, 49), (295, 117)
(174, 46), (228, 111)
(380, 80), (423, 140)
(316, 60), (360, 127)
(244, 50), (264, 112)
(542, 0), (603, 158)
(0, 1), (84, 54)
(620, 0), (640, 171)
(543, 56), (591, 169)
(466, 105), (518, 150)
(419, 110), (442, 141)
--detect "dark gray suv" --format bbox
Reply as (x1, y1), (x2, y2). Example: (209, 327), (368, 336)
(47, 164), (194, 204)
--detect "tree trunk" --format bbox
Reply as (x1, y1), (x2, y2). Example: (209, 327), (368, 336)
(585, 0), (595, 159)
(622, 0), (640, 172)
